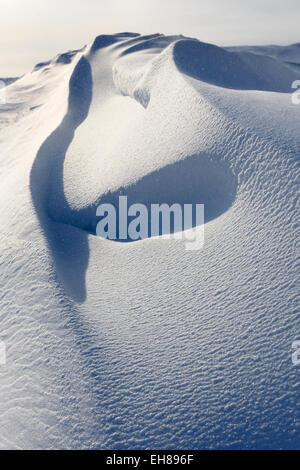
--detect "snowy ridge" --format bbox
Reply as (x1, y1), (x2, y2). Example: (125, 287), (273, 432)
(0, 33), (299, 449)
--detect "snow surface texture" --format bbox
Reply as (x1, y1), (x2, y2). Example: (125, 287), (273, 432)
(0, 33), (299, 449)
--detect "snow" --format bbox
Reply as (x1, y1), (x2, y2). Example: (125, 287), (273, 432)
(0, 33), (299, 449)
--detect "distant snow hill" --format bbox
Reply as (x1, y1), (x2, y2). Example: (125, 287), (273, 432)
(0, 34), (299, 450)
(0, 77), (19, 85)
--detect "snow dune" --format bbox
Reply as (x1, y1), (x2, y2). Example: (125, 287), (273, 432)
(0, 33), (299, 449)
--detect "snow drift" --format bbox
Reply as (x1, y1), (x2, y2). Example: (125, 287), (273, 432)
(0, 33), (299, 449)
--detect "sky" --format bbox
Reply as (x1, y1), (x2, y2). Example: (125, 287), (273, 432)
(1, 0), (300, 76)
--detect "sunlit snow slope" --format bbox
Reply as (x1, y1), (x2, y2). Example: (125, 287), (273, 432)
(0, 33), (299, 449)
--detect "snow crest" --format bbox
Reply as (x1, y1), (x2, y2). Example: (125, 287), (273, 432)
(0, 33), (299, 449)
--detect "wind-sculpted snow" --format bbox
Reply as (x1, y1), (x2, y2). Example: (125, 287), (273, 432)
(0, 33), (299, 449)
(47, 149), (237, 236)
(173, 39), (299, 92)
